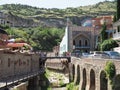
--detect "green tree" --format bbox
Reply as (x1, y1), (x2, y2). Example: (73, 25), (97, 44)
(113, 13), (117, 22)
(5, 26), (64, 51)
(98, 23), (108, 51)
(100, 23), (108, 43)
(104, 61), (116, 86)
(117, 0), (120, 20)
(101, 39), (119, 51)
(31, 27), (64, 51)
(98, 23), (119, 51)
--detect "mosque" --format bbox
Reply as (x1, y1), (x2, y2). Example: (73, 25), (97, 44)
(59, 16), (113, 56)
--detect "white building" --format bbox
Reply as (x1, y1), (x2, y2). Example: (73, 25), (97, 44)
(113, 20), (120, 53)
(59, 26), (69, 55)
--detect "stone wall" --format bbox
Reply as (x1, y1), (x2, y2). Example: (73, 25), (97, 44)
(0, 51), (40, 79)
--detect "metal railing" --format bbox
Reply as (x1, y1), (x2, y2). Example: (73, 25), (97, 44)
(0, 68), (45, 89)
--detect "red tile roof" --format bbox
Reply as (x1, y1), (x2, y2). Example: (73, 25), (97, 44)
(6, 43), (26, 48)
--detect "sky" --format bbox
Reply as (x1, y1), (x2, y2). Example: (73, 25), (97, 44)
(0, 0), (114, 9)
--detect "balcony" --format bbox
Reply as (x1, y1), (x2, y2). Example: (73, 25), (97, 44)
(75, 45), (90, 49)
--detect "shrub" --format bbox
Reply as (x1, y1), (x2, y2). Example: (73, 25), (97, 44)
(105, 61), (116, 80)
(66, 82), (79, 90)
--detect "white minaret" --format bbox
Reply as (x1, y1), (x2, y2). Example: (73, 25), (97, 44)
(66, 18), (72, 26)
(59, 18), (73, 55)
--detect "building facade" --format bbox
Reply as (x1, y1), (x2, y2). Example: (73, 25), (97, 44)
(92, 16), (113, 30)
(59, 25), (96, 55)
(59, 16), (113, 56)
(113, 20), (120, 53)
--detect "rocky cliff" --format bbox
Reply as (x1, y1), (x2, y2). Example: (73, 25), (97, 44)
(0, 1), (116, 28)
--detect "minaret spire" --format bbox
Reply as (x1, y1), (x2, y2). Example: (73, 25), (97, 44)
(67, 17), (72, 26)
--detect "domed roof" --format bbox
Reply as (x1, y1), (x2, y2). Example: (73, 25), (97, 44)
(82, 20), (93, 27)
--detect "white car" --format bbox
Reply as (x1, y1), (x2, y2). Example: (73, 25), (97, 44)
(89, 51), (110, 59)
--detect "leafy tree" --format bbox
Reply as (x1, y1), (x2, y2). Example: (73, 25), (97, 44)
(104, 61), (116, 86)
(31, 27), (64, 51)
(101, 39), (119, 51)
(0, 24), (10, 29)
(5, 26), (64, 51)
(98, 22), (119, 51)
(117, 0), (120, 20)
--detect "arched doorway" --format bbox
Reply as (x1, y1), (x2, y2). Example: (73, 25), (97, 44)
(72, 64), (75, 82)
(89, 69), (95, 90)
(81, 68), (87, 90)
(100, 71), (108, 90)
(113, 74), (120, 90)
(76, 65), (80, 85)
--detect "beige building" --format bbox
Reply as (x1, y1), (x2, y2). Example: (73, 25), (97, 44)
(59, 16), (114, 55)
(68, 26), (96, 53)
(59, 22), (97, 55)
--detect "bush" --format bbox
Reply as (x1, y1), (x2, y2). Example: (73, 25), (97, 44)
(101, 39), (118, 51)
(66, 82), (79, 90)
(105, 61), (116, 79)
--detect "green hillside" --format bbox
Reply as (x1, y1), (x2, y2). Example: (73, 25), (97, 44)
(0, 1), (116, 19)
(0, 1), (117, 51)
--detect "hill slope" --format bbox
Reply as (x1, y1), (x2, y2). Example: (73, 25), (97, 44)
(0, 1), (116, 27)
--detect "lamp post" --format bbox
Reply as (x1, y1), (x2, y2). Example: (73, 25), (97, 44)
(5, 77), (8, 89)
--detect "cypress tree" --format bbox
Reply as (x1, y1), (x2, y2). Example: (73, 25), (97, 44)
(113, 13), (117, 22)
(100, 23), (108, 43)
(100, 23), (108, 51)
(117, 0), (120, 20)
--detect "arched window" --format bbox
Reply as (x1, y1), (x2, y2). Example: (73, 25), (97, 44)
(85, 40), (88, 46)
(79, 40), (81, 46)
(73, 40), (76, 45)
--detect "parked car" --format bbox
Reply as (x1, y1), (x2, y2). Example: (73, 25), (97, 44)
(89, 51), (110, 59)
(71, 50), (82, 57)
(81, 53), (90, 58)
(104, 51), (120, 59)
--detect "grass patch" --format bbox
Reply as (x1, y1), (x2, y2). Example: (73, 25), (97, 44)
(66, 82), (79, 90)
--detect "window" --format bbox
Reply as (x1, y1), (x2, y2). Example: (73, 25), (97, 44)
(85, 40), (88, 46)
(79, 40), (81, 46)
(73, 40), (76, 45)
